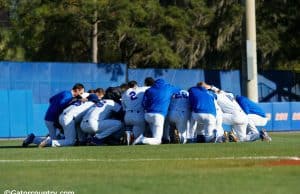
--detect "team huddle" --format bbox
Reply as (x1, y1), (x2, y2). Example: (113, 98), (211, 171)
(22, 77), (271, 148)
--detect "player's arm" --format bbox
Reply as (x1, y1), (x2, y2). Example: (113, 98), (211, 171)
(121, 93), (126, 110)
(206, 84), (221, 94)
(59, 91), (75, 107)
(142, 90), (150, 110)
(111, 102), (125, 121)
(49, 92), (61, 104)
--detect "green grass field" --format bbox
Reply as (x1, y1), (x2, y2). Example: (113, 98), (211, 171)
(0, 132), (300, 194)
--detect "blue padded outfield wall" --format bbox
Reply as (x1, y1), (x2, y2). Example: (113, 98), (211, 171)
(0, 62), (126, 137)
(0, 62), (299, 138)
(0, 62), (126, 104)
(128, 68), (299, 102)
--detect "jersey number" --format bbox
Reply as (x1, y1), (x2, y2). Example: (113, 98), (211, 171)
(129, 91), (138, 100)
(225, 94), (234, 102)
(96, 100), (106, 107)
(73, 101), (82, 106)
(174, 93), (188, 99)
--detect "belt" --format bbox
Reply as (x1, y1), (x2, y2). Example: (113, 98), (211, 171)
(127, 110), (141, 113)
(169, 109), (186, 112)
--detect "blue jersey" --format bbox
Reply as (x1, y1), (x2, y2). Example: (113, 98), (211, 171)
(142, 79), (180, 116)
(188, 86), (216, 116)
(236, 95), (266, 117)
(45, 91), (73, 122)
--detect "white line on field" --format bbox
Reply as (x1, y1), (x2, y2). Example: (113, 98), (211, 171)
(0, 156), (299, 163)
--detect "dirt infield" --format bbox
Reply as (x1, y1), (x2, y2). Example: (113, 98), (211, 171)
(264, 159), (300, 166)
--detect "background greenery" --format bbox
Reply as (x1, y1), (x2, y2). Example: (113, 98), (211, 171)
(0, 0), (299, 70)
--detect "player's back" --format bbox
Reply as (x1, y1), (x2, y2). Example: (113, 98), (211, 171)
(122, 86), (149, 111)
(236, 95), (266, 117)
(143, 79), (179, 116)
(216, 91), (242, 113)
(45, 90), (73, 122)
(63, 100), (95, 117)
(83, 99), (121, 121)
(169, 90), (190, 111)
(188, 86), (216, 115)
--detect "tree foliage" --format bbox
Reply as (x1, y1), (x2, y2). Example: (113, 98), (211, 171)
(0, 0), (299, 70)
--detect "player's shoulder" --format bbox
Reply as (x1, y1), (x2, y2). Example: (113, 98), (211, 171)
(124, 88), (133, 95)
(101, 99), (114, 104)
(137, 86), (149, 92)
(61, 90), (72, 95)
(104, 99), (122, 107)
(179, 89), (189, 95)
(53, 90), (69, 97)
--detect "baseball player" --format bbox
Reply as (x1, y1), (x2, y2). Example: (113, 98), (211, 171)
(45, 83), (85, 138)
(133, 79), (180, 145)
(200, 82), (226, 142)
(201, 82), (255, 142)
(236, 95), (271, 141)
(104, 84), (128, 104)
(165, 90), (191, 144)
(144, 77), (155, 87)
(39, 93), (101, 147)
(95, 88), (105, 99)
(188, 84), (217, 143)
(80, 98), (123, 145)
(121, 80), (149, 140)
(22, 83), (85, 147)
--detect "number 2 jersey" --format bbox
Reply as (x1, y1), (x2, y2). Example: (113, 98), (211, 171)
(121, 86), (149, 112)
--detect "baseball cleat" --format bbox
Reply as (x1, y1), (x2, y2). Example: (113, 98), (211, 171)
(132, 134), (144, 145)
(222, 131), (229, 143)
(228, 130), (238, 142)
(186, 138), (197, 144)
(39, 136), (51, 148)
(196, 135), (205, 143)
(123, 131), (134, 145)
(210, 129), (218, 143)
(22, 133), (35, 147)
(87, 136), (105, 146)
(170, 128), (180, 144)
(260, 129), (272, 142)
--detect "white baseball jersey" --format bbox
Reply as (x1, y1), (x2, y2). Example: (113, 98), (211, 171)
(169, 90), (190, 111)
(121, 86), (149, 138)
(121, 86), (149, 111)
(216, 91), (243, 113)
(61, 101), (95, 123)
(81, 92), (90, 99)
(166, 90), (191, 143)
(83, 99), (122, 121)
(80, 99), (122, 134)
(215, 91), (250, 141)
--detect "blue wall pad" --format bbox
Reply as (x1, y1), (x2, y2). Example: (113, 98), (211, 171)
(272, 102), (291, 131)
(290, 102), (300, 130)
(0, 90), (10, 137)
(32, 104), (49, 136)
(8, 90), (33, 137)
(220, 70), (241, 96)
(128, 68), (205, 90)
(258, 103), (273, 131)
(0, 62), (127, 103)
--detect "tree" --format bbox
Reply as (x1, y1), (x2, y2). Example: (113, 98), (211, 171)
(256, 0), (300, 70)
(0, 0), (299, 71)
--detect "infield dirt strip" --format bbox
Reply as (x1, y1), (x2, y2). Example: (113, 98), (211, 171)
(263, 159), (300, 166)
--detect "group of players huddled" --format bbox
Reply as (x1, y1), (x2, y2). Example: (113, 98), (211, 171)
(22, 77), (271, 148)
